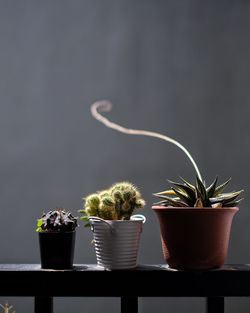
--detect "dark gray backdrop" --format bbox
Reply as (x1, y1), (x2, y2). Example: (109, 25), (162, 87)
(0, 0), (250, 312)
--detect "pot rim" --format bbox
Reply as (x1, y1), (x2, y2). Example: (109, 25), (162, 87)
(88, 214), (146, 224)
(38, 230), (76, 234)
(152, 205), (239, 212)
(89, 219), (144, 223)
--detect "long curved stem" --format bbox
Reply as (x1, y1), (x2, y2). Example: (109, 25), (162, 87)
(90, 100), (202, 180)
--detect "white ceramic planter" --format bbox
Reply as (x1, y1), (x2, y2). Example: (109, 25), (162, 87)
(89, 215), (146, 270)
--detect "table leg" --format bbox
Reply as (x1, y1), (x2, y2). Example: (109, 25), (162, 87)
(206, 297), (224, 313)
(121, 296), (138, 313)
(35, 296), (53, 313)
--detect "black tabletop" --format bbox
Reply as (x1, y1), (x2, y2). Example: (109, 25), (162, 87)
(0, 264), (249, 297)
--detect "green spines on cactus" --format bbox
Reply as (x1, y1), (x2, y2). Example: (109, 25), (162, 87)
(80, 182), (145, 222)
(136, 199), (145, 208)
(113, 190), (123, 201)
(85, 205), (98, 217)
(86, 194), (100, 208)
(99, 190), (110, 198)
(84, 194), (100, 216)
(99, 202), (118, 220)
(102, 196), (115, 207)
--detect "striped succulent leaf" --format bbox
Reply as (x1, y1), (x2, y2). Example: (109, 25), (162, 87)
(154, 177), (243, 208)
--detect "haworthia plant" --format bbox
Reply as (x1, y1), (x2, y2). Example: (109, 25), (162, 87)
(154, 176), (243, 208)
(0, 302), (15, 313)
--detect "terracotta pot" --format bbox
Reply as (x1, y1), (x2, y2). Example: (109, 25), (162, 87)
(152, 206), (238, 270)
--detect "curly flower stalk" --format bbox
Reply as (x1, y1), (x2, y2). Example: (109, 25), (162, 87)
(91, 100), (202, 180)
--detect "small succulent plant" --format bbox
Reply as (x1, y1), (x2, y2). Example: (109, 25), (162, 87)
(79, 182), (145, 222)
(36, 209), (78, 232)
(154, 176), (243, 208)
(0, 302), (15, 313)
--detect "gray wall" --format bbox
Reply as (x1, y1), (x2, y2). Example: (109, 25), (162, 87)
(0, 0), (250, 312)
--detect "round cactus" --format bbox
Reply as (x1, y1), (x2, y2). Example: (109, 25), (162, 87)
(99, 203), (118, 220)
(85, 194), (100, 208)
(80, 182), (145, 222)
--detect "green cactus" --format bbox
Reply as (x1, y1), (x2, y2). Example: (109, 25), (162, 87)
(80, 182), (145, 222)
(84, 194), (100, 216)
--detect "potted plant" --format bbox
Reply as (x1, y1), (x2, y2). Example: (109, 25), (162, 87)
(0, 302), (15, 313)
(79, 182), (146, 269)
(88, 100), (243, 270)
(153, 176), (242, 269)
(36, 209), (78, 269)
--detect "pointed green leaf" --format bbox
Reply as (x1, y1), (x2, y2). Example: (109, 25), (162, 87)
(37, 219), (43, 227)
(153, 189), (176, 196)
(169, 182), (196, 201)
(206, 176), (218, 198)
(223, 199), (243, 207)
(154, 194), (188, 207)
(179, 177), (195, 190)
(196, 176), (210, 206)
(214, 178), (231, 196)
(171, 187), (194, 206)
(210, 190), (243, 204)
(153, 200), (170, 205)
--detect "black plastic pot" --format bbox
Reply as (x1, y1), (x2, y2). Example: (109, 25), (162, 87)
(39, 231), (76, 269)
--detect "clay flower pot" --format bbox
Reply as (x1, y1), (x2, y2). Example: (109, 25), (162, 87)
(152, 206), (238, 270)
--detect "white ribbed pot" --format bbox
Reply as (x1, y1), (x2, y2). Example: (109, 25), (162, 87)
(89, 215), (146, 270)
